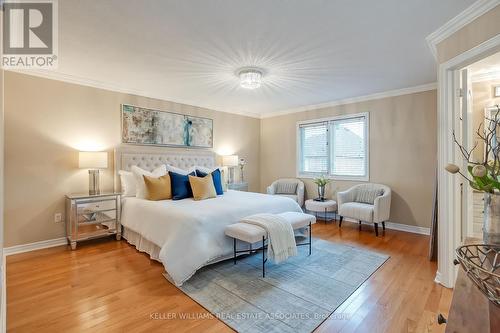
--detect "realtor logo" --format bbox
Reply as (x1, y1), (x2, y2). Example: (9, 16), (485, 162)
(2, 0), (58, 69)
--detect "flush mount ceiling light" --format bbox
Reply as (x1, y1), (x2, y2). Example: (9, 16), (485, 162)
(237, 67), (263, 89)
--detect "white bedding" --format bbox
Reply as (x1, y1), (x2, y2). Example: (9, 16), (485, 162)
(121, 190), (302, 286)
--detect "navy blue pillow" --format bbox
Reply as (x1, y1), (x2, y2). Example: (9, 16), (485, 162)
(196, 168), (224, 195)
(170, 171), (196, 200)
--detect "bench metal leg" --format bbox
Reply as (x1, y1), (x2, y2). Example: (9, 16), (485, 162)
(308, 221), (312, 256)
(262, 236), (266, 278)
(233, 238), (237, 265)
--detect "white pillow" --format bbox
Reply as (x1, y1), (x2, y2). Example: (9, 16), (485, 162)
(195, 166), (216, 174)
(131, 165), (167, 199)
(118, 170), (136, 197)
(165, 164), (196, 175)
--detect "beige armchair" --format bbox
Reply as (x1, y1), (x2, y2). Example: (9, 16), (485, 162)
(337, 183), (391, 236)
(267, 178), (305, 207)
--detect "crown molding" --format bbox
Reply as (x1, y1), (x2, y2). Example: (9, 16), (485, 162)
(6, 69), (262, 119)
(259, 82), (437, 119)
(9, 69), (438, 120)
(426, 0), (500, 60)
(471, 70), (500, 82)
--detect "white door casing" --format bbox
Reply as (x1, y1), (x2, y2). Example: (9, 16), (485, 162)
(437, 34), (500, 288)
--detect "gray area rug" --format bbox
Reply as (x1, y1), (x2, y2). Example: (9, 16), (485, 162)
(179, 238), (389, 333)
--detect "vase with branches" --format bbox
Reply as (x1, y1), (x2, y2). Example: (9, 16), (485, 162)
(446, 105), (500, 244)
(313, 175), (331, 201)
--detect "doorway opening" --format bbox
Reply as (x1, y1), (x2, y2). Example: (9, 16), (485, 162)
(437, 35), (500, 288)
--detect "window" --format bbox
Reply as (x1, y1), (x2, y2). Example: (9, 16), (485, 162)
(297, 113), (369, 181)
(299, 122), (328, 174)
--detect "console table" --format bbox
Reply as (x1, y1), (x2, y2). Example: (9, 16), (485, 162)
(443, 239), (500, 332)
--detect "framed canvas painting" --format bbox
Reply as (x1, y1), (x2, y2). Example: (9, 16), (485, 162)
(121, 104), (213, 148)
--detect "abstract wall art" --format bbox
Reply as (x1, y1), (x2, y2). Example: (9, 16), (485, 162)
(121, 104), (213, 148)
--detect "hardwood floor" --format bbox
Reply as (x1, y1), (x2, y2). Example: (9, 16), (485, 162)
(7, 221), (452, 333)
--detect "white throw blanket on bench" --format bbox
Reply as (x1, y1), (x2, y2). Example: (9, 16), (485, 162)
(240, 213), (297, 263)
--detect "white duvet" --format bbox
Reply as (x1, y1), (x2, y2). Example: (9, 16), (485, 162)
(121, 190), (302, 286)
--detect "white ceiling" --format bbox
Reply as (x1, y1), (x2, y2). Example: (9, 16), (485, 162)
(50, 0), (476, 116)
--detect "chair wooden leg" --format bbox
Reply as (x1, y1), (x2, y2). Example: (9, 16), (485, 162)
(233, 238), (237, 264)
(308, 222), (312, 256)
(359, 221), (362, 230)
(382, 221), (386, 230)
(374, 223), (379, 236)
(339, 216), (343, 228)
(262, 236), (266, 278)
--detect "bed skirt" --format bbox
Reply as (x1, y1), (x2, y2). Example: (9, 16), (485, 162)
(122, 227), (162, 262)
(122, 226), (262, 285)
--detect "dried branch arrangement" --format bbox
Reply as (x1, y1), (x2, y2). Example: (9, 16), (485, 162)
(446, 105), (500, 193)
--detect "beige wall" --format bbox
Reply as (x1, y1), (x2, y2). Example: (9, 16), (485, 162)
(260, 90), (437, 228)
(471, 79), (500, 162)
(436, 5), (500, 64)
(4, 72), (260, 247)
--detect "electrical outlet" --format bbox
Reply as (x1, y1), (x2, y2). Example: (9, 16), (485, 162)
(54, 212), (63, 223)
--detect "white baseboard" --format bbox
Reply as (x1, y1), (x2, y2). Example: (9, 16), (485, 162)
(382, 222), (430, 235)
(434, 270), (442, 284)
(342, 218), (430, 235)
(3, 237), (67, 256)
(1, 258), (5, 333)
(2, 215), (431, 258)
(306, 210), (430, 235)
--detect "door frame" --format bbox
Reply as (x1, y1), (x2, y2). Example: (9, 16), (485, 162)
(437, 34), (500, 288)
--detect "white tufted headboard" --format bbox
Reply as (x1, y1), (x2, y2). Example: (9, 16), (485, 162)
(114, 146), (216, 192)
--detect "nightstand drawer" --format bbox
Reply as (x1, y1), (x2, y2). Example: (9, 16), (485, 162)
(227, 182), (248, 191)
(77, 198), (116, 214)
(78, 210), (116, 224)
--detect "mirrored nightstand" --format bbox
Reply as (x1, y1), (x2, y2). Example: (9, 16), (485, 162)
(65, 193), (121, 250)
(227, 182), (248, 192)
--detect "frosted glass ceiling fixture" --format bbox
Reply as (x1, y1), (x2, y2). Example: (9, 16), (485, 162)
(238, 67), (263, 89)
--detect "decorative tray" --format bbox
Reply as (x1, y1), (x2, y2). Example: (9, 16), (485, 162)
(455, 244), (500, 306)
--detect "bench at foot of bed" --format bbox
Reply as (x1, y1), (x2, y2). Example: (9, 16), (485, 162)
(225, 212), (316, 277)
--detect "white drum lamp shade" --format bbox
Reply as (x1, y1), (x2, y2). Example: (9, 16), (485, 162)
(222, 155), (239, 167)
(79, 151), (108, 169)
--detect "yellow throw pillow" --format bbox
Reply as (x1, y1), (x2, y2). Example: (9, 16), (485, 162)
(143, 174), (172, 200)
(189, 174), (217, 201)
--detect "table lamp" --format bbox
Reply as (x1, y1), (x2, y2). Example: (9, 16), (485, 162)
(222, 155), (239, 184)
(79, 151), (108, 195)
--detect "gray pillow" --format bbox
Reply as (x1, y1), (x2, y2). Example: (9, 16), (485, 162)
(356, 188), (384, 204)
(276, 182), (298, 194)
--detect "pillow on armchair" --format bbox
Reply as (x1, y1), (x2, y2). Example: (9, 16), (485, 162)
(276, 182), (298, 194)
(356, 188), (384, 204)
(267, 178), (305, 207)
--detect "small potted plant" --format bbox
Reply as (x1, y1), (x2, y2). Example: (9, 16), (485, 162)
(313, 175), (331, 201)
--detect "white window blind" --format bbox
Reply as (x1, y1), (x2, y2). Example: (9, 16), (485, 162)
(299, 122), (328, 174)
(331, 117), (366, 177)
(297, 113), (368, 180)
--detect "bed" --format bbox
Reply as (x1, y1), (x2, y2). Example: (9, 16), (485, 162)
(115, 146), (302, 286)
